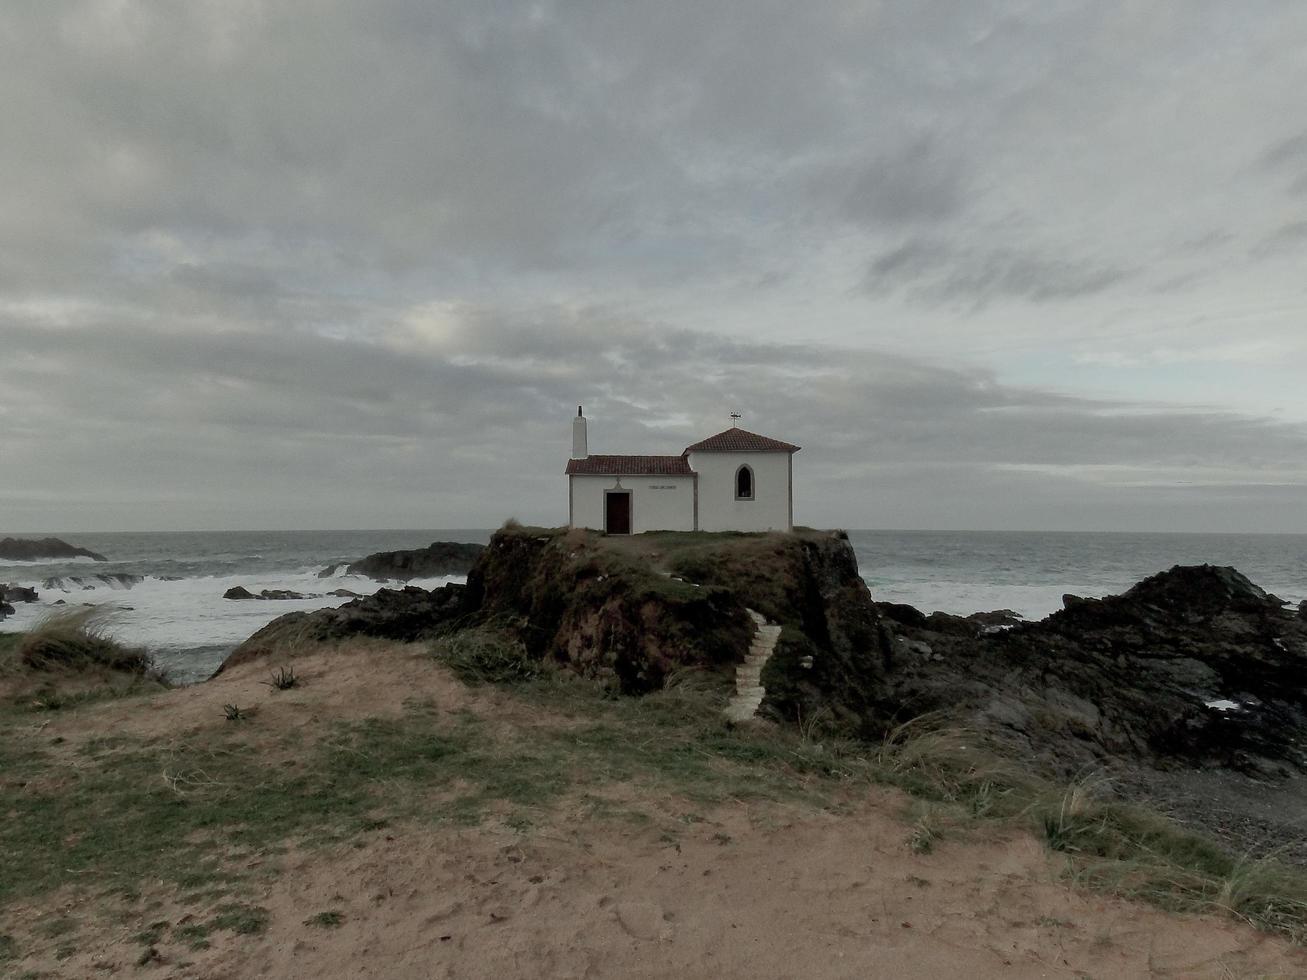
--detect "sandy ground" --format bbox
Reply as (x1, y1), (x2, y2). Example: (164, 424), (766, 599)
(14, 797), (1305, 979)
(6, 647), (1307, 978)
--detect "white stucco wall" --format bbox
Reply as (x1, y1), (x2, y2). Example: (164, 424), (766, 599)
(569, 474), (696, 532)
(687, 451), (792, 532)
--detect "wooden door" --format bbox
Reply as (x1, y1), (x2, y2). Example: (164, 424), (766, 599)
(605, 492), (631, 534)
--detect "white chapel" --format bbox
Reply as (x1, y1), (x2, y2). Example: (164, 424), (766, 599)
(565, 407), (800, 534)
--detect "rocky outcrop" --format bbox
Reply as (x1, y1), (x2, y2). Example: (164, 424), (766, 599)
(867, 565), (1307, 777)
(223, 586), (315, 601)
(654, 530), (884, 726)
(219, 584), (470, 673)
(0, 537), (107, 562)
(339, 541), (485, 581)
(222, 526), (1307, 786)
(462, 529), (755, 692)
(3, 585), (39, 603)
(221, 528), (869, 696)
(0, 601), (13, 621)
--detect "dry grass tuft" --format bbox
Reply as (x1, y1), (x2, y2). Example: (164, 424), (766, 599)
(18, 608), (154, 676)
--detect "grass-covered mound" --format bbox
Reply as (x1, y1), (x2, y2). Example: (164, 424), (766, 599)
(457, 523), (885, 715)
(0, 609), (167, 710)
(464, 525), (757, 692)
(224, 525), (881, 710)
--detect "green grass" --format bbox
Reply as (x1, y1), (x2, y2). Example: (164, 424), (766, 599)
(304, 910), (345, 929)
(2, 633), (1306, 959)
(860, 718), (1307, 941)
(0, 659), (869, 918)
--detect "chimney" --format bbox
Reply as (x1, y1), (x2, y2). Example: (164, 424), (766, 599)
(571, 405), (588, 459)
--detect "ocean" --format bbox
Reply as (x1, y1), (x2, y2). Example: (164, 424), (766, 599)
(3, 529), (1306, 682)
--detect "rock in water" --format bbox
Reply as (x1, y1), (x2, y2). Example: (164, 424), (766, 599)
(223, 586), (315, 601)
(345, 542), (485, 581)
(0, 601), (13, 621)
(2, 585), (39, 603)
(0, 537), (108, 562)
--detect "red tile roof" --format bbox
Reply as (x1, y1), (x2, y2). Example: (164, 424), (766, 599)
(682, 427), (801, 454)
(565, 455), (696, 476)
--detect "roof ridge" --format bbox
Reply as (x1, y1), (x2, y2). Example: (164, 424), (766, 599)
(682, 427), (801, 454)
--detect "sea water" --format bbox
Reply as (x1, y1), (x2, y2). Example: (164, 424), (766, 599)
(3, 529), (1305, 682)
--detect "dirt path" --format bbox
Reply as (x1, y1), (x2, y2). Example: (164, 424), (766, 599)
(19, 796), (1302, 979)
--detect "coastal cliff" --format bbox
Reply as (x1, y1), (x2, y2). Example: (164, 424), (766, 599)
(226, 526), (1307, 783)
(226, 526), (879, 696)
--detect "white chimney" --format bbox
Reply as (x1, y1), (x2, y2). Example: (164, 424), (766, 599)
(571, 405), (588, 459)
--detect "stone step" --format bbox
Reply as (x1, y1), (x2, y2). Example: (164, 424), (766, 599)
(725, 608), (782, 723)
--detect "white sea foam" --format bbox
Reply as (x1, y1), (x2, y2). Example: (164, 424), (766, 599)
(864, 575), (1305, 622)
(1205, 699), (1243, 712)
(863, 578), (1092, 621)
(1, 556), (104, 566)
(0, 568), (466, 680)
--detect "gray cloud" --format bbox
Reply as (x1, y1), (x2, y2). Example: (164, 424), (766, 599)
(822, 138), (971, 229)
(865, 238), (1131, 305)
(1253, 220), (1307, 257)
(1261, 131), (1307, 195)
(4, 2), (1307, 531)
(4, 307), (1307, 531)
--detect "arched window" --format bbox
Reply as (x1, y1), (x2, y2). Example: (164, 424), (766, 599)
(735, 464), (754, 500)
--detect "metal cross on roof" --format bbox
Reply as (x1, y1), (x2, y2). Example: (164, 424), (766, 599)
(730, 412), (741, 427)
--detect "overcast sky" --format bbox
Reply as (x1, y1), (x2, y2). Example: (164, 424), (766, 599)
(4, 1), (1307, 533)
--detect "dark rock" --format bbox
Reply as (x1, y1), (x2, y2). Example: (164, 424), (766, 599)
(878, 602), (1022, 638)
(317, 563), (348, 579)
(965, 609), (1022, 629)
(328, 589), (363, 598)
(223, 586), (315, 601)
(875, 602), (929, 628)
(346, 542), (485, 581)
(850, 564), (1307, 776)
(1299, 599), (1307, 621)
(217, 583), (470, 673)
(0, 536), (107, 562)
(2, 585), (39, 603)
(0, 601), (13, 620)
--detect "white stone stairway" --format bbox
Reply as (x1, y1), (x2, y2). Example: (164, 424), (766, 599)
(724, 610), (782, 722)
